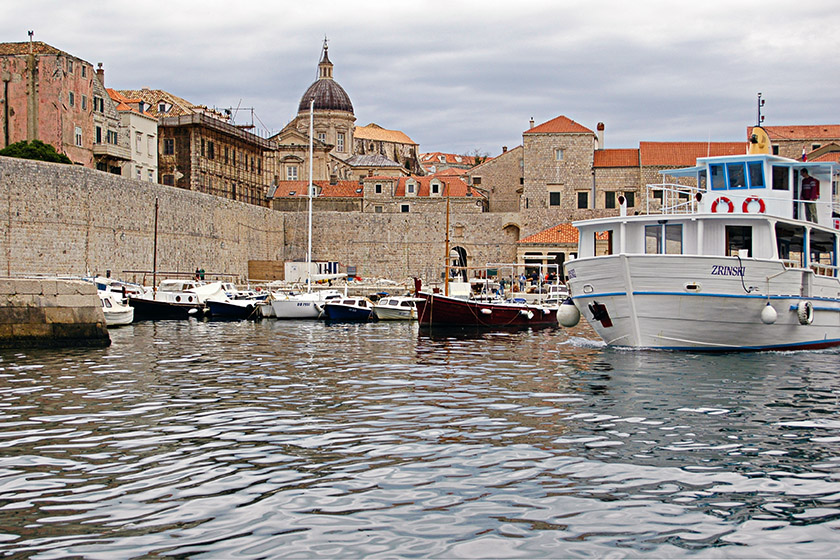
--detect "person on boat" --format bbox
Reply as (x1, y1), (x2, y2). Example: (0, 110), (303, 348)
(801, 169), (820, 222)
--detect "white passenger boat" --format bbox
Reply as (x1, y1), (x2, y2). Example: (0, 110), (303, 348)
(562, 126), (840, 351)
(373, 295), (421, 320)
(271, 289), (343, 319)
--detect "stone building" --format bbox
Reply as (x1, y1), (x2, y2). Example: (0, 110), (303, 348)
(354, 123), (423, 175)
(107, 87), (158, 183)
(761, 124), (840, 159)
(0, 39), (127, 170)
(466, 145), (523, 213)
(420, 152), (487, 174)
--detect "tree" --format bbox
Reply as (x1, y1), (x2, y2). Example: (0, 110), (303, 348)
(468, 148), (489, 167)
(0, 140), (72, 164)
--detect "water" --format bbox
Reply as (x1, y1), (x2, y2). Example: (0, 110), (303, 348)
(1, 319), (839, 558)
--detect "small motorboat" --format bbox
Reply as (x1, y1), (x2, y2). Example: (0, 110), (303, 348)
(128, 280), (224, 320)
(205, 297), (259, 319)
(99, 291), (134, 326)
(323, 297), (376, 322)
(373, 295), (421, 320)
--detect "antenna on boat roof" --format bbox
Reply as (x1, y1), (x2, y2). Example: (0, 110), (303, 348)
(756, 92), (765, 127)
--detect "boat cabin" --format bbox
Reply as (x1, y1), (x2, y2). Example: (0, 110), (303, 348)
(573, 150), (838, 278)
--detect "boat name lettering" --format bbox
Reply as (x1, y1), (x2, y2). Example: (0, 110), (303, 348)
(711, 265), (745, 277)
(567, 269), (576, 279)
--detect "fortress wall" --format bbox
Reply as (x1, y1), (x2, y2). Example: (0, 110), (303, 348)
(0, 157), (521, 284)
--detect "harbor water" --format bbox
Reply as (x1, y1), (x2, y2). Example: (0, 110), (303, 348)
(1, 319), (839, 558)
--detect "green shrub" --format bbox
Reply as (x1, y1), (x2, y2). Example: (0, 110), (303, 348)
(0, 140), (72, 164)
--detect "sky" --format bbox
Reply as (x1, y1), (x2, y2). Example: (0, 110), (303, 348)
(3, 0), (839, 156)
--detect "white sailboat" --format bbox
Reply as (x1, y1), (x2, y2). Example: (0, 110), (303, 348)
(271, 98), (342, 319)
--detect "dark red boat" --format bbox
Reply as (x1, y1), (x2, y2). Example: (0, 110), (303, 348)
(414, 288), (558, 327)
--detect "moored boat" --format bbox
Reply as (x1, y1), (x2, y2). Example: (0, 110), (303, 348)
(563, 124), (840, 351)
(99, 291), (134, 326)
(323, 296), (376, 322)
(373, 295), (421, 320)
(128, 279), (223, 320)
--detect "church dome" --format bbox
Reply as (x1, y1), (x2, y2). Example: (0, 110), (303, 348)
(298, 42), (354, 114)
(298, 79), (354, 113)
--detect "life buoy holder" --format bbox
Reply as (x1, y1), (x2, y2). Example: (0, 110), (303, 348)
(742, 196), (766, 213)
(712, 196), (734, 213)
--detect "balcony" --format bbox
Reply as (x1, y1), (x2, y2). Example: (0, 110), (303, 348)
(93, 142), (131, 161)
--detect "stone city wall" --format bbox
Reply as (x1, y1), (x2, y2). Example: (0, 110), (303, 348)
(0, 278), (109, 348)
(0, 156), (522, 285)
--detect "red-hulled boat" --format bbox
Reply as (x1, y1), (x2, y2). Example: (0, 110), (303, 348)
(413, 279), (558, 328)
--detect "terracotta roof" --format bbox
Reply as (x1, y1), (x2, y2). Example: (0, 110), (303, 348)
(393, 176), (484, 198)
(115, 88), (223, 119)
(525, 116), (593, 135)
(759, 125), (840, 141)
(809, 152), (840, 163)
(639, 142), (746, 167)
(419, 152), (487, 165)
(355, 124), (416, 145)
(519, 223), (580, 244)
(272, 181), (364, 198)
(428, 167), (468, 177)
(0, 41), (69, 57)
(594, 149), (640, 168)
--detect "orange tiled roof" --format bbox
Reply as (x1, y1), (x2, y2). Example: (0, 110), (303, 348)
(428, 167), (468, 178)
(355, 124), (416, 145)
(759, 125), (840, 141)
(525, 116), (593, 135)
(640, 142), (746, 167)
(594, 149), (640, 168)
(0, 41), (67, 57)
(809, 152), (840, 163)
(419, 152), (489, 166)
(519, 223), (580, 245)
(273, 181), (364, 198)
(393, 176), (484, 197)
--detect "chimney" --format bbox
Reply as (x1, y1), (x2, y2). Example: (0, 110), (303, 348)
(96, 62), (104, 87)
(597, 122), (605, 149)
(529, 117), (535, 129)
(502, 146), (508, 153)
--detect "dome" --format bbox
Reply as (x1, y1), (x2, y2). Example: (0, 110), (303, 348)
(298, 79), (354, 113)
(297, 41), (354, 114)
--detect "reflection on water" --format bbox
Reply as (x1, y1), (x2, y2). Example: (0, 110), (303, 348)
(0, 319), (838, 558)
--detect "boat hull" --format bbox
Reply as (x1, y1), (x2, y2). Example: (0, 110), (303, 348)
(271, 298), (323, 319)
(323, 303), (374, 322)
(415, 292), (558, 327)
(128, 296), (204, 320)
(206, 299), (258, 320)
(566, 254), (840, 351)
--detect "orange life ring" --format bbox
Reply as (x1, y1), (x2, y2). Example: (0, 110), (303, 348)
(742, 196), (765, 213)
(712, 196), (734, 213)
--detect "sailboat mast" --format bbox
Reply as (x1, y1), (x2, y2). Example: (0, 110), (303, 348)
(307, 97), (314, 292)
(152, 197), (158, 293)
(444, 184), (450, 297)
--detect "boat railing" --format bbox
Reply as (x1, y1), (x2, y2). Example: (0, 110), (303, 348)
(810, 262), (839, 278)
(646, 183), (702, 215)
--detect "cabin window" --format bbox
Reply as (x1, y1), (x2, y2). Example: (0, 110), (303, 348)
(772, 166), (789, 190)
(710, 164), (726, 190)
(645, 223), (683, 255)
(776, 223), (805, 268)
(747, 162), (764, 188)
(726, 162), (747, 189)
(595, 230), (613, 255)
(725, 226), (753, 257)
(810, 229), (837, 277)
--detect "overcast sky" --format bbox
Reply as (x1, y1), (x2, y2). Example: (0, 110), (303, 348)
(3, 0), (838, 156)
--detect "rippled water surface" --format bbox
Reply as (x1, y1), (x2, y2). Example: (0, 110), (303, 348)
(1, 319), (839, 558)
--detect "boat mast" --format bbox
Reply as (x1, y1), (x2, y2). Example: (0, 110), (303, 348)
(152, 197), (158, 293)
(444, 183), (450, 297)
(307, 97), (314, 293)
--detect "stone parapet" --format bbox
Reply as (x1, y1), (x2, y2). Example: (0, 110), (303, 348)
(0, 278), (109, 348)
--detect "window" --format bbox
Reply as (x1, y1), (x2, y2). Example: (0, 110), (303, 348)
(812, 144), (821, 151)
(725, 225), (753, 257)
(431, 182), (440, 195)
(232, 150), (236, 167)
(776, 223), (805, 267)
(135, 132), (142, 153)
(317, 132), (326, 142)
(162, 174), (175, 186)
(726, 162), (746, 189)
(81, 95), (87, 110)
(68, 91), (75, 107)
(747, 162), (764, 188)
(401, 204), (410, 213)
(645, 223), (683, 255)
(74, 126), (83, 147)
(67, 59), (73, 73)
(136, 168), (142, 181)
(81, 65), (86, 78)
(337, 132), (345, 152)
(605, 191), (616, 209)
(107, 130), (118, 145)
(710, 164), (726, 190)
(577, 191), (588, 209)
(624, 191), (635, 207)
(772, 166), (789, 190)
(163, 138), (174, 155)
(554, 148), (564, 161)
(595, 230), (614, 255)
(374, 205), (383, 213)
(158, 102), (170, 113)
(375, 183), (382, 194)
(549, 191), (561, 206)
(148, 170), (154, 182)
(473, 176), (482, 186)
(407, 182), (415, 194)
(208, 141), (215, 160)
(286, 166), (298, 180)
(257, 158), (261, 174)
(93, 96), (104, 113)
(95, 126), (102, 144)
